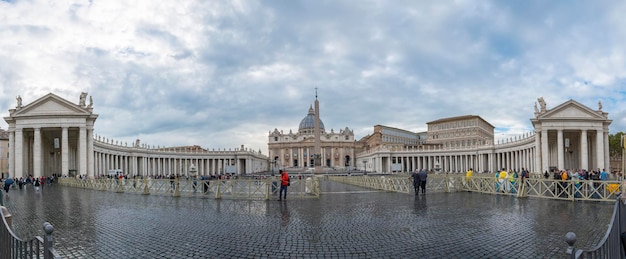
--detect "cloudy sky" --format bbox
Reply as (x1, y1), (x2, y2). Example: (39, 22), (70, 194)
(1, 0), (625, 153)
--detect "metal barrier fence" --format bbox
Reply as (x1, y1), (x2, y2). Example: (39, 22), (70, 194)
(565, 196), (626, 258)
(329, 174), (623, 202)
(58, 176), (321, 200)
(327, 174), (463, 194)
(464, 176), (622, 202)
(0, 206), (61, 259)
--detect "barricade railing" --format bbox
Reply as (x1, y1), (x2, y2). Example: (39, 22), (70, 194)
(0, 206), (61, 259)
(328, 174), (463, 194)
(462, 176), (621, 202)
(58, 177), (321, 200)
(328, 174), (622, 202)
(564, 195), (626, 258)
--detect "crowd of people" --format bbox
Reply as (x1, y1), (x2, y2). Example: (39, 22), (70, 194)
(0, 175), (55, 195)
(458, 167), (618, 197)
(546, 168), (611, 181)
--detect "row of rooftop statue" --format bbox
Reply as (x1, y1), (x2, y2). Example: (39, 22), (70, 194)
(15, 92), (92, 109)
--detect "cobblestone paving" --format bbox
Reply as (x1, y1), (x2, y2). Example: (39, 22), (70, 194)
(1, 181), (614, 258)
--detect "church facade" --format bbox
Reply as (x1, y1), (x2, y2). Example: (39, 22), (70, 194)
(268, 104), (356, 171)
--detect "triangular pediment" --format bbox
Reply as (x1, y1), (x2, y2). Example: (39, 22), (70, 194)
(539, 100), (606, 120)
(13, 93), (90, 117)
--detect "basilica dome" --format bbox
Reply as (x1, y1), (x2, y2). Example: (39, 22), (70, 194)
(298, 106), (325, 133)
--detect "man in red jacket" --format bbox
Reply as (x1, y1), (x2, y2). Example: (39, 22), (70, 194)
(279, 170), (289, 201)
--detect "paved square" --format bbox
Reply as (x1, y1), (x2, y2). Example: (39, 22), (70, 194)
(2, 181), (614, 258)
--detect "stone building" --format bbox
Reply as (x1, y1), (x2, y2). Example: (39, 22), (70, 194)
(531, 99), (612, 174)
(355, 98), (613, 175)
(4, 93), (269, 179)
(268, 102), (356, 171)
(426, 115), (494, 148)
(359, 125), (426, 152)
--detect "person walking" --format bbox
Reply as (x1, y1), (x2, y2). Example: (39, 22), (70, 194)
(418, 169), (428, 194)
(498, 168), (508, 193)
(410, 170), (421, 195)
(4, 177), (14, 196)
(465, 168), (473, 189)
(278, 170), (289, 201)
(34, 178), (40, 191)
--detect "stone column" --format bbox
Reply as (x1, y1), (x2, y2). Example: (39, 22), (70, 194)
(495, 152), (500, 170)
(604, 130), (610, 172)
(557, 130), (564, 170)
(34, 128), (42, 177)
(439, 156), (444, 172)
(534, 132), (541, 173)
(87, 128), (94, 178)
(505, 152), (510, 170)
(580, 130), (588, 171)
(504, 152), (508, 170)
(8, 130), (14, 178)
(14, 129), (23, 178)
(62, 127), (69, 177)
(144, 155), (149, 176)
(541, 130), (549, 174)
(596, 129), (605, 171)
(79, 127), (87, 176)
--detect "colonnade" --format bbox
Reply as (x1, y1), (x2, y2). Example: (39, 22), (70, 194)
(360, 140), (537, 174)
(4, 93), (272, 180)
(6, 126), (95, 179)
(93, 150), (246, 177)
(93, 140), (269, 177)
(535, 128), (609, 175)
(358, 100), (613, 175)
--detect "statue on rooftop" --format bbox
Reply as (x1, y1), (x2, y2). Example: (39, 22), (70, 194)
(537, 97), (546, 113)
(79, 92), (88, 107)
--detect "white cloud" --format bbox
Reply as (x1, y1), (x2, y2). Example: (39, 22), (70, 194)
(0, 0), (625, 155)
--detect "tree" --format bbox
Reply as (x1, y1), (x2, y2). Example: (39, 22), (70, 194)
(609, 132), (624, 159)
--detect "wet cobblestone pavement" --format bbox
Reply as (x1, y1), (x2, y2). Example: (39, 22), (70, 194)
(1, 180), (614, 258)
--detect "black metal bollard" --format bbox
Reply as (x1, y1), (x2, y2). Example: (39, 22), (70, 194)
(565, 232), (577, 259)
(43, 222), (55, 259)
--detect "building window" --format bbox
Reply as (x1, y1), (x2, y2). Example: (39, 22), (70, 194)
(274, 137), (278, 141)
